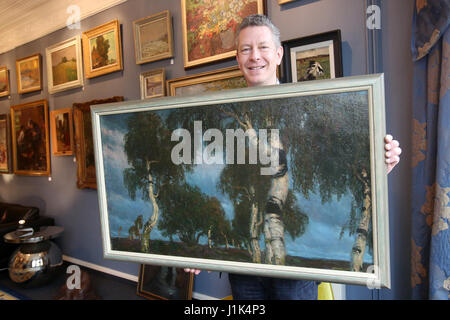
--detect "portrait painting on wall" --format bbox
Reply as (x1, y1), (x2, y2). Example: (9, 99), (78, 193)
(50, 108), (74, 156)
(46, 36), (84, 94)
(133, 10), (174, 65)
(0, 67), (10, 98)
(16, 54), (42, 94)
(82, 20), (123, 78)
(10, 100), (50, 176)
(181, 0), (265, 68)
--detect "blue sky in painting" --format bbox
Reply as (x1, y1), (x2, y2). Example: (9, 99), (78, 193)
(100, 111), (373, 264)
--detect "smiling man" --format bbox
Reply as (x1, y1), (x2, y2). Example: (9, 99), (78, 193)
(185, 14), (401, 300)
(235, 21), (283, 87)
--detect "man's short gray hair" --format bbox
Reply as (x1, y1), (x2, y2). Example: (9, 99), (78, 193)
(236, 14), (281, 48)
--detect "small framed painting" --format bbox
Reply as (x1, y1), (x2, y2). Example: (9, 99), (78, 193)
(10, 99), (50, 176)
(140, 69), (165, 100)
(82, 19), (123, 79)
(46, 36), (84, 94)
(133, 10), (174, 65)
(0, 114), (12, 173)
(137, 264), (194, 300)
(50, 108), (74, 156)
(16, 54), (42, 94)
(281, 30), (343, 83)
(0, 66), (10, 98)
(166, 66), (246, 97)
(181, 0), (265, 68)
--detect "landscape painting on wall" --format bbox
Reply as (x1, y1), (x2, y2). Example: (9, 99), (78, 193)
(16, 54), (42, 94)
(92, 75), (390, 287)
(166, 66), (246, 97)
(181, 0), (265, 68)
(46, 36), (84, 94)
(50, 108), (74, 156)
(134, 10), (174, 65)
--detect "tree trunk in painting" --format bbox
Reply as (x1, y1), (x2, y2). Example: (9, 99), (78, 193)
(351, 169), (371, 272)
(141, 161), (159, 253)
(249, 186), (263, 263)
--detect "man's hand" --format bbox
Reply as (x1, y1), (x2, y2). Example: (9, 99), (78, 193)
(385, 134), (401, 174)
(184, 268), (202, 275)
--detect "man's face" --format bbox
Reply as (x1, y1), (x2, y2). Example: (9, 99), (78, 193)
(236, 26), (283, 87)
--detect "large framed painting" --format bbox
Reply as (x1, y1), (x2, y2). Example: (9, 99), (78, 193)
(16, 54), (42, 94)
(0, 66), (10, 98)
(166, 66), (247, 97)
(0, 114), (12, 173)
(73, 96), (124, 189)
(50, 108), (74, 156)
(10, 100), (50, 176)
(181, 0), (265, 68)
(91, 74), (390, 288)
(281, 30), (343, 83)
(82, 20), (123, 79)
(133, 10), (174, 65)
(140, 69), (165, 100)
(46, 36), (84, 94)
(137, 264), (194, 300)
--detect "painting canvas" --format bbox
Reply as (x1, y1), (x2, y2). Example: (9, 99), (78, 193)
(50, 108), (74, 156)
(92, 74), (390, 287)
(0, 114), (11, 173)
(82, 20), (123, 78)
(134, 10), (174, 64)
(16, 54), (42, 94)
(282, 30), (342, 83)
(140, 69), (165, 100)
(10, 100), (50, 176)
(181, 0), (265, 68)
(74, 96), (124, 189)
(0, 67), (10, 97)
(167, 66), (246, 97)
(137, 265), (193, 300)
(46, 36), (84, 94)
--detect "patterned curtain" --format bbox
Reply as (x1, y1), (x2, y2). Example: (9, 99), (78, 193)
(411, 0), (450, 300)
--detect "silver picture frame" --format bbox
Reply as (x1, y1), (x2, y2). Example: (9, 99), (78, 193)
(91, 74), (390, 288)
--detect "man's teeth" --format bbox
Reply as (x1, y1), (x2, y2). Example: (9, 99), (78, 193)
(249, 66), (264, 70)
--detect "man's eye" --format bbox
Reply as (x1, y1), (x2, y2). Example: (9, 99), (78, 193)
(240, 48), (251, 54)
